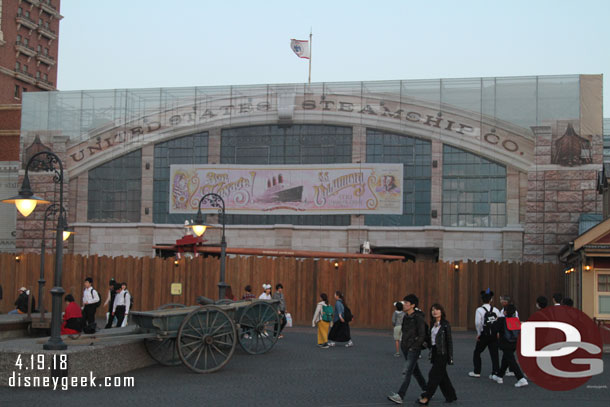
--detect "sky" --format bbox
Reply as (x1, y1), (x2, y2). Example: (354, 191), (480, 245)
(57, 0), (610, 116)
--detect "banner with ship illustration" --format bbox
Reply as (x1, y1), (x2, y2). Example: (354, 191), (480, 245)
(169, 164), (403, 215)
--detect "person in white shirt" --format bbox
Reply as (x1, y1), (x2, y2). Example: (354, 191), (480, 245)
(468, 289), (501, 379)
(112, 282), (131, 328)
(259, 283), (272, 299)
(82, 277), (101, 330)
(499, 295), (519, 319)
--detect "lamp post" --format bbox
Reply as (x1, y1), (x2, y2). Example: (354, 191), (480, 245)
(2, 151), (68, 350)
(188, 193), (227, 299)
(39, 203), (73, 320)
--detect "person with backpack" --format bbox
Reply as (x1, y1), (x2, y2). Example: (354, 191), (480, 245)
(312, 293), (333, 348)
(82, 277), (101, 332)
(468, 289), (500, 379)
(327, 291), (353, 348)
(103, 278), (119, 329)
(392, 301), (405, 357)
(112, 282), (131, 328)
(417, 303), (457, 405)
(272, 283), (287, 339)
(388, 294), (428, 405)
(493, 304), (528, 387)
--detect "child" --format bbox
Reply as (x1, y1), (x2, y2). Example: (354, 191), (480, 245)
(392, 301), (405, 357)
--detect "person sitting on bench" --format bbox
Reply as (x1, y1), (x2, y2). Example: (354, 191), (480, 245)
(61, 294), (83, 335)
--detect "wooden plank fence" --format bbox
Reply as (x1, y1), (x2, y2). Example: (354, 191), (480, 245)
(0, 253), (564, 330)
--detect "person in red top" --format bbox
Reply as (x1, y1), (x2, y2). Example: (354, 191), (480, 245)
(61, 294), (83, 335)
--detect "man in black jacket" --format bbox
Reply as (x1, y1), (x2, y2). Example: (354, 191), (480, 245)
(388, 294), (428, 404)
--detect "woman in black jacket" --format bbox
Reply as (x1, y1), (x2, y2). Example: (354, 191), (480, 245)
(418, 304), (457, 405)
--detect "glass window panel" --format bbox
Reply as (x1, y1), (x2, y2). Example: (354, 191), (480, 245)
(599, 295), (610, 314)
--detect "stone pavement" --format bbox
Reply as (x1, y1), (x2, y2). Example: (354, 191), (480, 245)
(0, 327), (608, 407)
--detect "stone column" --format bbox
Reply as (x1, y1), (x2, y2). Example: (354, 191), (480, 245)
(140, 145), (154, 223)
(430, 139), (443, 226)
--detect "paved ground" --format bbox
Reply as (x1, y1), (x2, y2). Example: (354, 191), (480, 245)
(0, 327), (608, 407)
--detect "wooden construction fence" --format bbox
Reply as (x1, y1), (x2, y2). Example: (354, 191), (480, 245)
(0, 253), (564, 330)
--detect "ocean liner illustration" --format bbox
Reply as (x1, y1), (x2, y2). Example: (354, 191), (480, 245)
(258, 173), (304, 203)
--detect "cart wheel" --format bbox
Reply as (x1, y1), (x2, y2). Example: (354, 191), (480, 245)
(145, 337), (181, 366)
(157, 303), (186, 310)
(177, 306), (236, 373)
(238, 301), (281, 354)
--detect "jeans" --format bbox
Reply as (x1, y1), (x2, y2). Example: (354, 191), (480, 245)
(398, 350), (427, 398)
(8, 309), (19, 315)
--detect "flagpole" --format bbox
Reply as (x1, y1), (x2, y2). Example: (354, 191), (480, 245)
(308, 29), (312, 84)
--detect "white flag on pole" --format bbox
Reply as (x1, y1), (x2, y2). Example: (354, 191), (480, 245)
(290, 39), (310, 59)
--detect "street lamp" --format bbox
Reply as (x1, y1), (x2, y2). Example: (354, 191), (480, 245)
(38, 203), (73, 320)
(2, 151), (68, 350)
(187, 193), (227, 299)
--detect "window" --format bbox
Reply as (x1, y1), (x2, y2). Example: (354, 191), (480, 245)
(36, 71), (40, 79)
(88, 150), (142, 222)
(14, 85), (20, 99)
(23, 38), (29, 46)
(442, 145), (507, 227)
(44, 47), (49, 56)
(15, 62), (20, 71)
(17, 8), (22, 16)
(23, 64), (28, 72)
(37, 45), (41, 53)
(220, 125), (352, 226)
(38, 18), (42, 25)
(25, 10), (30, 18)
(16, 34), (22, 43)
(598, 273), (610, 315)
(365, 129), (432, 226)
(43, 73), (48, 81)
(153, 132), (209, 224)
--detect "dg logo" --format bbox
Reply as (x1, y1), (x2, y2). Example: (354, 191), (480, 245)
(517, 306), (604, 391)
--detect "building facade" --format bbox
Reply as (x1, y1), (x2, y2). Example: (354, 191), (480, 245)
(14, 75), (604, 262)
(0, 0), (61, 252)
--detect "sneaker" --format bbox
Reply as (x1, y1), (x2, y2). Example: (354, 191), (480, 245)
(320, 343), (329, 349)
(468, 372), (481, 378)
(505, 371), (515, 377)
(489, 374), (503, 383)
(345, 340), (354, 347)
(327, 341), (336, 347)
(387, 393), (403, 404)
(515, 378), (529, 388)
(394, 352), (401, 357)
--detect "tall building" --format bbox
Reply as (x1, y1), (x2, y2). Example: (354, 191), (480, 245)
(0, 0), (62, 252)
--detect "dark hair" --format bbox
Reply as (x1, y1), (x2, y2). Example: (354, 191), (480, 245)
(552, 293), (563, 304)
(561, 297), (574, 307)
(321, 293), (329, 305)
(85, 277), (93, 284)
(480, 290), (494, 303)
(109, 278), (116, 286)
(65, 294), (75, 302)
(403, 294), (418, 307)
(430, 303), (446, 323)
(536, 295), (548, 309)
(120, 282), (127, 288)
(504, 303), (517, 317)
(245, 285), (252, 292)
(335, 291), (346, 306)
(276, 283), (283, 290)
(395, 301), (403, 311)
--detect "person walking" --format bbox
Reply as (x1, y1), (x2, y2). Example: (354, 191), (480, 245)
(417, 304), (457, 405)
(82, 278), (100, 332)
(469, 289), (500, 380)
(388, 294), (427, 404)
(242, 285), (256, 300)
(112, 282), (131, 328)
(103, 278), (119, 329)
(493, 304), (529, 387)
(259, 284), (272, 299)
(392, 301), (405, 357)
(535, 295), (548, 310)
(272, 283), (287, 338)
(312, 293), (333, 348)
(327, 291), (353, 347)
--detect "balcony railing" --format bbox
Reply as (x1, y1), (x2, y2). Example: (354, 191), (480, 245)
(37, 25), (57, 40)
(15, 41), (37, 57)
(16, 15), (39, 30)
(39, 1), (61, 19)
(14, 69), (37, 86)
(36, 53), (56, 66)
(21, 0), (40, 6)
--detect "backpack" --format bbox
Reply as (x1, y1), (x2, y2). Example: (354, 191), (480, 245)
(480, 304), (497, 336)
(322, 304), (333, 322)
(503, 317), (521, 343)
(343, 304), (353, 323)
(91, 288), (101, 308)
